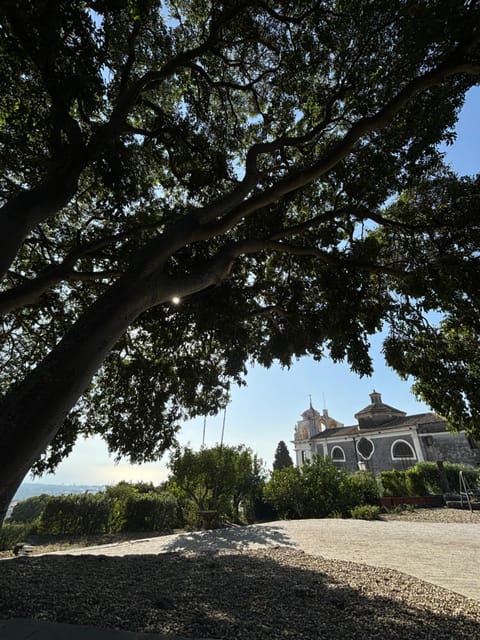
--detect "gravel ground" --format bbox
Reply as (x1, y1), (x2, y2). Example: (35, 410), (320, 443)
(1, 509), (479, 639)
(380, 506), (480, 524)
(1, 547), (480, 639)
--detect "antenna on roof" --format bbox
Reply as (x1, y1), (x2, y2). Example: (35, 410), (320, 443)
(309, 393), (313, 408)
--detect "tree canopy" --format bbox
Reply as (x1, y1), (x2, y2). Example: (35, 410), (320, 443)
(1, 0), (480, 522)
(168, 444), (264, 525)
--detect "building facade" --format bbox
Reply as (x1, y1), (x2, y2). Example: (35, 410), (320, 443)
(293, 391), (480, 474)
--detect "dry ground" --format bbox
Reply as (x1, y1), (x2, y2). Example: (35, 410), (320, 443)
(0, 508), (479, 639)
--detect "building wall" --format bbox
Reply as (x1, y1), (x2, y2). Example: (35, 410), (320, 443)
(326, 441), (358, 473)
(294, 441), (312, 467)
(355, 433), (418, 474)
(308, 430), (480, 474)
(421, 432), (480, 466)
(312, 432), (423, 474)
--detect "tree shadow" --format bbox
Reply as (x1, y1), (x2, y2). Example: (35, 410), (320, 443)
(160, 523), (296, 553)
(1, 548), (479, 639)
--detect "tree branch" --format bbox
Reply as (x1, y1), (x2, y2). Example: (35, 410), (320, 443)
(0, 221), (162, 315)
(193, 43), (480, 235)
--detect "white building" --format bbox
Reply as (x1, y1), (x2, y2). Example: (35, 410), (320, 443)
(293, 391), (480, 473)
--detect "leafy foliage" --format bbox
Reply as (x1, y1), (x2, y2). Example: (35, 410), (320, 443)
(350, 504), (381, 520)
(8, 494), (50, 523)
(263, 465), (304, 520)
(168, 445), (264, 527)
(35, 483), (178, 535)
(38, 493), (112, 535)
(1, 1), (480, 504)
(0, 522), (36, 551)
(121, 492), (177, 532)
(264, 457), (377, 519)
(381, 175), (480, 437)
(378, 462), (480, 497)
(341, 471), (379, 507)
(378, 470), (410, 498)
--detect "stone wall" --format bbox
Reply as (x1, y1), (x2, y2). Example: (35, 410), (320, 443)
(422, 432), (480, 466)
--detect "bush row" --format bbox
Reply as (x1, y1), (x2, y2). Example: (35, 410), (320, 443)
(7, 482), (178, 538)
(378, 462), (479, 497)
(262, 458), (480, 520)
(4, 461), (479, 548)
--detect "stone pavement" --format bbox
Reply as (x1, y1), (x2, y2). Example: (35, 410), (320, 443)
(2, 518), (479, 639)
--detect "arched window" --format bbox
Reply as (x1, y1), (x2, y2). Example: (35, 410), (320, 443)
(356, 437), (374, 460)
(391, 439), (416, 460)
(331, 446), (346, 462)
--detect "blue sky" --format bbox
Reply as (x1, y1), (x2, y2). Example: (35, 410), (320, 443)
(29, 86), (480, 487)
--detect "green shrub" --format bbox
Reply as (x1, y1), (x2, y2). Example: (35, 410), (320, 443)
(9, 494), (51, 523)
(350, 505), (381, 520)
(300, 457), (345, 518)
(0, 522), (35, 551)
(35, 485), (178, 535)
(341, 472), (379, 511)
(405, 467), (428, 496)
(402, 462), (479, 495)
(121, 492), (178, 532)
(263, 466), (303, 519)
(411, 462), (444, 493)
(264, 457), (348, 519)
(445, 463), (479, 492)
(378, 470), (408, 497)
(265, 461), (383, 520)
(39, 493), (111, 535)
(251, 492), (278, 522)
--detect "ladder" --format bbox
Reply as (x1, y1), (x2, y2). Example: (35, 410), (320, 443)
(459, 471), (475, 513)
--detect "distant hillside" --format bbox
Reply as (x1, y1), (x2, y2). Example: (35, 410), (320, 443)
(13, 483), (105, 502)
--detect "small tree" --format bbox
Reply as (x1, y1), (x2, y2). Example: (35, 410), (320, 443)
(168, 445), (264, 527)
(273, 441), (294, 471)
(263, 466), (304, 519)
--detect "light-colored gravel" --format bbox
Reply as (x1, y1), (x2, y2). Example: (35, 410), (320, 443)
(1, 547), (480, 639)
(381, 506), (480, 524)
(1, 509), (480, 638)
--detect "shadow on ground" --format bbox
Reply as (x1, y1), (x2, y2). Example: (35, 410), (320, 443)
(0, 547), (479, 639)
(160, 523), (295, 553)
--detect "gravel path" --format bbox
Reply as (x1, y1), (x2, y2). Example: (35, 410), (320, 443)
(38, 512), (480, 601)
(1, 512), (479, 638)
(1, 547), (479, 639)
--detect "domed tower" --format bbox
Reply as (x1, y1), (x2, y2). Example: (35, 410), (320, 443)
(354, 390), (406, 429)
(293, 398), (344, 466)
(294, 399), (321, 441)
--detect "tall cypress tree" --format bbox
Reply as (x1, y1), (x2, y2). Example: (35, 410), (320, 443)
(273, 441), (294, 471)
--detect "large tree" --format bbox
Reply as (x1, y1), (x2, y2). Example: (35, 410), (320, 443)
(1, 0), (480, 524)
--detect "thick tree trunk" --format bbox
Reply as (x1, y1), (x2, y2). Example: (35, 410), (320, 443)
(0, 274), (155, 525)
(0, 214), (226, 525)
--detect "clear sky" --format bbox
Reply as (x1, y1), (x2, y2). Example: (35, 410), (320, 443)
(28, 86), (480, 487)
